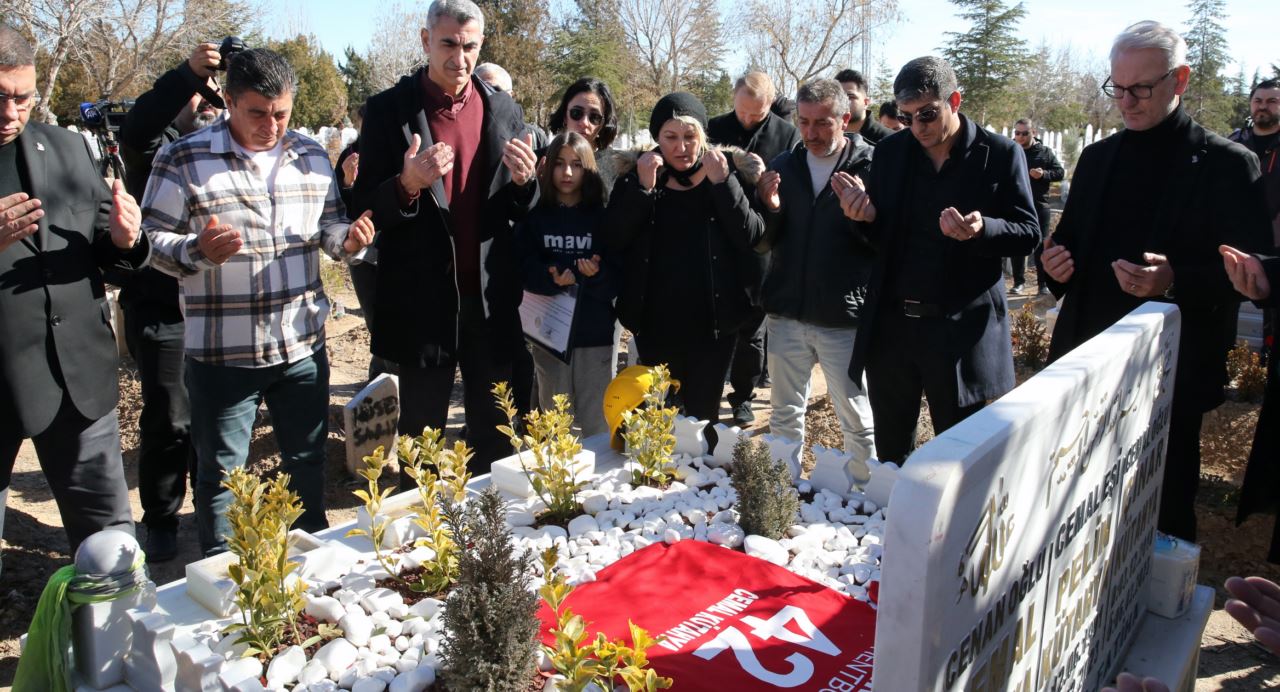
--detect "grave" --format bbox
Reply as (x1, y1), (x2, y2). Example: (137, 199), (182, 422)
(342, 373), (400, 476)
(875, 302), (1188, 690)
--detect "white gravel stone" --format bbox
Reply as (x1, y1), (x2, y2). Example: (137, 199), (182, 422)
(266, 645), (307, 687)
(305, 595), (345, 623)
(663, 528), (682, 544)
(296, 660), (329, 687)
(744, 535), (788, 566)
(314, 638), (359, 676)
(408, 598), (443, 619)
(388, 664), (436, 692)
(352, 677), (388, 692)
(567, 514), (599, 537)
(361, 588), (404, 615)
(339, 611), (374, 647)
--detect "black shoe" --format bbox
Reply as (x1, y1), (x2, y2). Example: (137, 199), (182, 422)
(145, 526), (179, 563)
(1037, 286), (1050, 296)
(1009, 284), (1025, 296)
(732, 401), (754, 427)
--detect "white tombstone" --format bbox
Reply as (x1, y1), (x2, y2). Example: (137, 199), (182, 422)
(344, 373), (401, 476)
(1084, 123), (1094, 146)
(874, 303), (1180, 691)
(808, 444), (862, 496)
(672, 415), (709, 457)
(862, 458), (900, 509)
(759, 433), (802, 483)
(72, 530), (150, 690)
(707, 423), (749, 467)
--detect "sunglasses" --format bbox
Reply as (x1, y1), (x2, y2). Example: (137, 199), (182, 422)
(569, 106), (604, 126)
(896, 106), (941, 127)
(1013, 130), (1031, 136)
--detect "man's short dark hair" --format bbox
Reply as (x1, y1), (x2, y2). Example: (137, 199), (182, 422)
(893, 57), (959, 104)
(834, 69), (868, 92)
(1251, 78), (1280, 100)
(1015, 117), (1035, 131)
(225, 48), (296, 100)
(0, 24), (35, 68)
(878, 101), (898, 119)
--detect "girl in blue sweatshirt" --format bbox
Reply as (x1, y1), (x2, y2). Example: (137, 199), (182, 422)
(516, 132), (618, 437)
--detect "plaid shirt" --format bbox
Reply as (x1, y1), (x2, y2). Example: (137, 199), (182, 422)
(141, 118), (355, 367)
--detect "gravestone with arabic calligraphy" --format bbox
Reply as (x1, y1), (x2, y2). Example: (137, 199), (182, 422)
(873, 303), (1179, 691)
(343, 373), (400, 476)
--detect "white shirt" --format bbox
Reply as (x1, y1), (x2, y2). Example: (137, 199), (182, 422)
(806, 148), (840, 197)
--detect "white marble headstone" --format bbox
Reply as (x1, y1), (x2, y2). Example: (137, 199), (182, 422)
(672, 415), (709, 457)
(874, 303), (1180, 691)
(343, 373), (400, 476)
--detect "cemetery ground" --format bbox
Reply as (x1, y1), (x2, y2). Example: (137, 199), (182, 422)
(0, 278), (1276, 690)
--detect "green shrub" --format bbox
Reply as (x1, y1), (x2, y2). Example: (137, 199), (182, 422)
(728, 437), (799, 540)
(439, 488), (542, 691)
(620, 365), (678, 488)
(494, 382), (586, 524)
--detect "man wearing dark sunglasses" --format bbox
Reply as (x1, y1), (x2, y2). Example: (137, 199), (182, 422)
(1040, 21), (1272, 543)
(840, 56), (1040, 464)
(1011, 118), (1064, 296)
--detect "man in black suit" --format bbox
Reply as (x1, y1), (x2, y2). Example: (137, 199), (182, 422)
(839, 56), (1040, 463)
(1041, 21), (1272, 542)
(351, 0), (537, 481)
(835, 69), (894, 145)
(0, 25), (150, 560)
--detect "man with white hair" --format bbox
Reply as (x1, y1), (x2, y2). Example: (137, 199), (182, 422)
(351, 0), (539, 480)
(1041, 20), (1272, 541)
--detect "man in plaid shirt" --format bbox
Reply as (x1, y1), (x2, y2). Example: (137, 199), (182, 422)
(141, 49), (374, 556)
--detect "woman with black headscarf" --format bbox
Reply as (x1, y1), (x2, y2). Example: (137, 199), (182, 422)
(604, 92), (765, 423)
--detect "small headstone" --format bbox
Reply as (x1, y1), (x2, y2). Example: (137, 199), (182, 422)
(344, 374), (400, 476)
(124, 610), (176, 691)
(759, 433), (802, 483)
(809, 444), (859, 496)
(672, 415), (709, 457)
(707, 423), (749, 466)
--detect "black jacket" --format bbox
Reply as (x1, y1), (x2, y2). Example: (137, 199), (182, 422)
(350, 71), (537, 367)
(758, 135), (876, 327)
(1236, 254), (1280, 561)
(0, 123), (151, 437)
(849, 117), (1041, 405)
(1019, 139), (1065, 206)
(1045, 111), (1273, 411)
(605, 163), (765, 340)
(515, 204), (617, 349)
(857, 116), (895, 145)
(116, 61), (207, 316)
(706, 111), (800, 169)
(1229, 127), (1280, 247)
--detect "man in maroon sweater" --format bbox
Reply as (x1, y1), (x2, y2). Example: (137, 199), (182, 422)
(351, 0), (539, 481)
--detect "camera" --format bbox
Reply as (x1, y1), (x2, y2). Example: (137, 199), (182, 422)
(79, 100), (134, 133)
(216, 36), (248, 71)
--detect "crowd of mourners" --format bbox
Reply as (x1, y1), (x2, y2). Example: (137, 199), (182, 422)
(2, 0), (1280, 671)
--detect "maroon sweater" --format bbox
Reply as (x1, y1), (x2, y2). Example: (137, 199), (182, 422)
(422, 75), (486, 295)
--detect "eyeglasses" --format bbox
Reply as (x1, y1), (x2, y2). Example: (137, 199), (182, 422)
(1101, 69), (1175, 100)
(1013, 130), (1031, 136)
(0, 90), (37, 111)
(896, 106), (941, 127)
(568, 106), (603, 126)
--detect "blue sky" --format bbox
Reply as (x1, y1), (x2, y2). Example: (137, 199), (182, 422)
(268, 0), (1274, 83)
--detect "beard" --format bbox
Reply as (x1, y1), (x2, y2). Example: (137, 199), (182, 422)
(1254, 110), (1278, 129)
(192, 110), (219, 130)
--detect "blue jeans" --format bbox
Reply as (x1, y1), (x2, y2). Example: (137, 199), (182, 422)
(187, 350), (330, 555)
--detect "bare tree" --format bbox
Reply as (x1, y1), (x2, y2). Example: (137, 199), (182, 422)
(736, 0), (898, 97)
(1, 0), (107, 122)
(616, 0), (725, 96)
(365, 1), (426, 91)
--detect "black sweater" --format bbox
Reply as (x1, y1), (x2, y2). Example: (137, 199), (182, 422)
(515, 204), (617, 349)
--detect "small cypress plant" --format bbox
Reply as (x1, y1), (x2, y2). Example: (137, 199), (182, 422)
(438, 487), (541, 691)
(728, 437), (799, 540)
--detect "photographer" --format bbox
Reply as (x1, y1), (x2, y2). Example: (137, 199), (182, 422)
(115, 41), (227, 563)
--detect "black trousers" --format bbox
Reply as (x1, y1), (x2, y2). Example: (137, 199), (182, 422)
(1013, 203), (1053, 290)
(635, 330), (737, 423)
(727, 310), (767, 408)
(124, 303), (194, 532)
(0, 394), (134, 554)
(396, 297), (523, 485)
(1156, 394), (1205, 542)
(864, 309), (985, 463)
(349, 261), (398, 381)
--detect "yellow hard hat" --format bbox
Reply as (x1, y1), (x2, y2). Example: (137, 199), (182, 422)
(603, 365), (654, 450)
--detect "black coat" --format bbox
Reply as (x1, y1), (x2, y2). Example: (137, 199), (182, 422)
(1020, 139), (1065, 207)
(1229, 127), (1280, 247)
(605, 165), (765, 340)
(350, 72), (537, 367)
(0, 123), (151, 437)
(1044, 115), (1273, 410)
(706, 111), (800, 169)
(757, 135), (876, 327)
(1237, 254), (1280, 562)
(848, 117), (1041, 405)
(857, 116), (894, 145)
(116, 61), (206, 316)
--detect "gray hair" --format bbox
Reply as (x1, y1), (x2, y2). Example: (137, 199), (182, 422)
(225, 48), (297, 99)
(893, 56), (959, 104)
(796, 79), (850, 119)
(0, 24), (35, 68)
(427, 0), (485, 33)
(1110, 21), (1188, 70)
(475, 63), (512, 92)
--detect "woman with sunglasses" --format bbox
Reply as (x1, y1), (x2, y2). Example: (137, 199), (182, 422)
(547, 78), (621, 193)
(604, 92), (765, 424)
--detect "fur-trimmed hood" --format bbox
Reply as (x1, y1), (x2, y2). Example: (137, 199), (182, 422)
(598, 145), (765, 187)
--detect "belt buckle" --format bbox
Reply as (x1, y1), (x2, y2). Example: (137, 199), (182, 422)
(903, 299), (922, 319)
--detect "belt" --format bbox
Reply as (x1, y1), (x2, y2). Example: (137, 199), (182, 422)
(900, 299), (944, 319)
